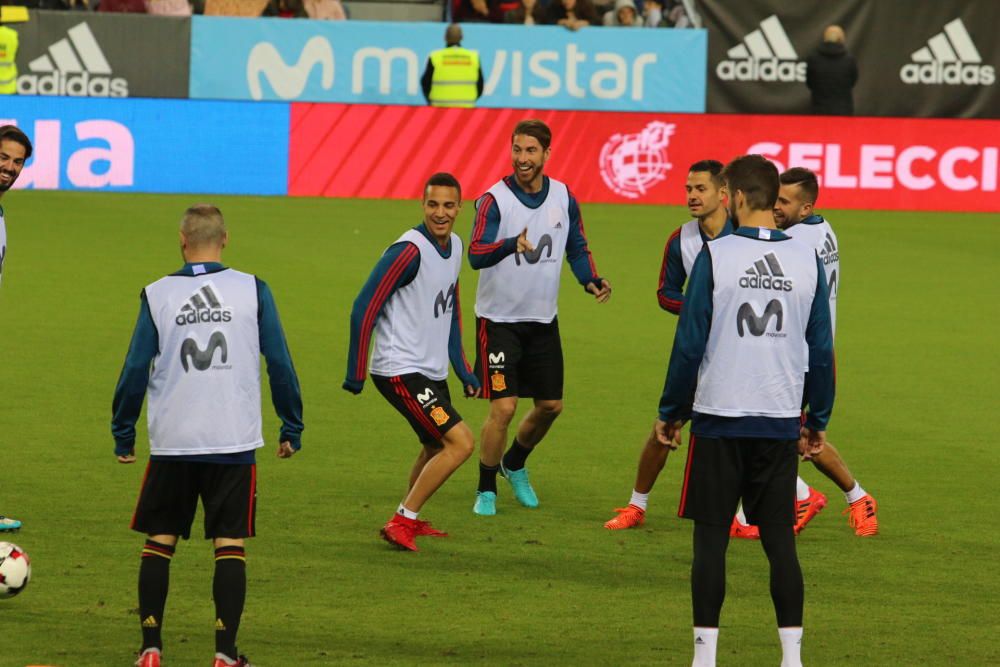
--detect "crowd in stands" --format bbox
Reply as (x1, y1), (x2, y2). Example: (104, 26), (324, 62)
(453, 0), (692, 28)
(10, 0), (347, 18)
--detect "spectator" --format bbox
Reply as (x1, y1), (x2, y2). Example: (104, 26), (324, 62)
(420, 24), (483, 108)
(263, 0), (307, 17)
(641, 0), (664, 27)
(99, 0), (146, 11)
(203, 0), (268, 15)
(602, 0), (641, 27)
(39, 0), (91, 8)
(539, 0), (597, 30)
(502, 0), (537, 24)
(664, 0), (692, 27)
(145, 0), (192, 14)
(806, 25), (858, 116)
(304, 0), (346, 19)
(452, 0), (500, 23)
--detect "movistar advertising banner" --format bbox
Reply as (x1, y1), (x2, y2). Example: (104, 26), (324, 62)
(0, 96), (287, 194)
(12, 9), (190, 99)
(190, 17), (706, 112)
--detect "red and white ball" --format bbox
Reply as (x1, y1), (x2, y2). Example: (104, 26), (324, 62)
(0, 542), (31, 598)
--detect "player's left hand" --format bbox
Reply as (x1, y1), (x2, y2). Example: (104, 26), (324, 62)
(587, 279), (612, 303)
(464, 383), (481, 398)
(116, 452), (136, 464)
(277, 441), (297, 459)
(800, 429), (826, 460)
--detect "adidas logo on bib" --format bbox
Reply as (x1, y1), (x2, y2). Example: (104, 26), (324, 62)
(739, 253), (793, 291)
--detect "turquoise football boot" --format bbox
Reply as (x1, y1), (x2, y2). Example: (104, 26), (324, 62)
(473, 491), (497, 516)
(500, 465), (539, 508)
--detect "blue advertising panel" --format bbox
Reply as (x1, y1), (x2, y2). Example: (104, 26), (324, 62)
(190, 18), (706, 112)
(0, 96), (288, 194)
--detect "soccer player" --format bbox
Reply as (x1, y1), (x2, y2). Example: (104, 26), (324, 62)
(772, 166), (878, 536)
(657, 155), (835, 667)
(343, 173), (481, 551)
(113, 205), (303, 667)
(469, 119), (611, 516)
(0, 124), (32, 533)
(604, 159), (733, 530)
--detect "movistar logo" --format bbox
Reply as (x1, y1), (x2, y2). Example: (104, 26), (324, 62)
(737, 299), (784, 337)
(515, 234), (554, 265)
(180, 331), (228, 372)
(739, 252), (793, 291)
(488, 352), (505, 365)
(247, 36), (335, 100)
(416, 387), (435, 405)
(433, 283), (456, 319)
(175, 283), (233, 326)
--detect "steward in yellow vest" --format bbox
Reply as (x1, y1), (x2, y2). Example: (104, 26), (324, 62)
(420, 24), (484, 108)
(0, 25), (18, 95)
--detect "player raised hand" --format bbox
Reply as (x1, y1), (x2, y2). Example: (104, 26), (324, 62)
(516, 228), (534, 254)
(586, 278), (612, 303)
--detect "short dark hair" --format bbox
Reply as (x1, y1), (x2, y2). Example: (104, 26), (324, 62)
(688, 159), (725, 187)
(423, 172), (461, 201)
(722, 154), (779, 212)
(779, 167), (819, 205)
(0, 125), (33, 159)
(512, 119), (552, 151)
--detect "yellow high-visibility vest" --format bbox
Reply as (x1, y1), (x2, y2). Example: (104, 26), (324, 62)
(428, 46), (479, 108)
(0, 26), (18, 95)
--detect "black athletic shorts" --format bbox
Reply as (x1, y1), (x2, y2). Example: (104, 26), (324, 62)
(677, 435), (798, 526)
(474, 317), (563, 400)
(131, 460), (257, 540)
(371, 373), (462, 445)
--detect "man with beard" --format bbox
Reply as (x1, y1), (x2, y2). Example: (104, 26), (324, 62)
(604, 159), (734, 530)
(468, 119), (611, 516)
(769, 166), (877, 537)
(0, 124), (32, 533)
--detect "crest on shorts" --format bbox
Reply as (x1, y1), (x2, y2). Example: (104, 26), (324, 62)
(491, 372), (507, 392)
(430, 406), (450, 426)
(599, 122), (675, 200)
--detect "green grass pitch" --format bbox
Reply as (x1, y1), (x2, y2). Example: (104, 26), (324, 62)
(0, 191), (997, 666)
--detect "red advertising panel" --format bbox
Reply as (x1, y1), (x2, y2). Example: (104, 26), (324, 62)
(289, 103), (1000, 212)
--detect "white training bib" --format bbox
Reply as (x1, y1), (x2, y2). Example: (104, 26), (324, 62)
(371, 230), (463, 381)
(474, 178), (571, 323)
(784, 217), (839, 338)
(678, 219), (705, 275)
(693, 232), (819, 419)
(143, 268), (263, 456)
(0, 207), (7, 289)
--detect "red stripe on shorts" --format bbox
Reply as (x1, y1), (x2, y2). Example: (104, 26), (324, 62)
(390, 376), (442, 441)
(677, 434), (696, 517)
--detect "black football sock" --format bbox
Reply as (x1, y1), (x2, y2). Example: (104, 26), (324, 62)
(478, 462), (499, 494)
(213, 545), (247, 659)
(691, 522), (730, 628)
(501, 439), (534, 472)
(138, 539), (175, 651)
(759, 524), (804, 627)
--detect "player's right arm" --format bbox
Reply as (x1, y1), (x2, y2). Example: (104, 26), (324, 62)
(467, 193), (519, 270)
(657, 227), (686, 314)
(343, 241), (421, 393)
(111, 290), (159, 461)
(658, 247), (714, 425)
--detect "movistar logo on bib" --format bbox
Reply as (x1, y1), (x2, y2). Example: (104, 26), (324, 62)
(739, 252), (793, 291)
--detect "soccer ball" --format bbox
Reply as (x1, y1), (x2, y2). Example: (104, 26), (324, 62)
(0, 542), (31, 598)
